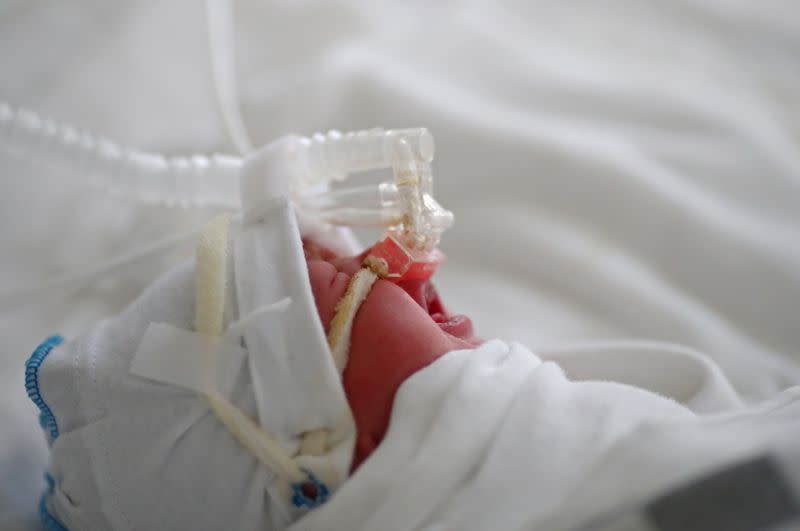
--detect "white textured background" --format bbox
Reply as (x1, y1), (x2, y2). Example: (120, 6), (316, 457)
(2, 1), (799, 528)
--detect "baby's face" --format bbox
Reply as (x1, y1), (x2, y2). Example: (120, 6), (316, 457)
(304, 239), (480, 470)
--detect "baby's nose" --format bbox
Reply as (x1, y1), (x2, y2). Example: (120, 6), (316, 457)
(328, 252), (368, 276)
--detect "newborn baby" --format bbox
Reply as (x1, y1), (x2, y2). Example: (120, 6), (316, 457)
(25, 148), (748, 531)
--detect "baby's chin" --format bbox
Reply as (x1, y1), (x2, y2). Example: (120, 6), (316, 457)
(304, 239), (480, 470)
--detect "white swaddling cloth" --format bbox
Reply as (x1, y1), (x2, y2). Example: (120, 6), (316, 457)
(289, 339), (799, 531)
(30, 221), (799, 531)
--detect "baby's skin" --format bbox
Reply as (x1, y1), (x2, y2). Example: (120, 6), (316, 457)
(304, 240), (480, 470)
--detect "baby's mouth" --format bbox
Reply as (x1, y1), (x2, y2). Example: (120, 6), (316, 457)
(391, 277), (477, 343)
(304, 239), (477, 343)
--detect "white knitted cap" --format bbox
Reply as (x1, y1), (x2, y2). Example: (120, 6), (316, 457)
(26, 142), (357, 530)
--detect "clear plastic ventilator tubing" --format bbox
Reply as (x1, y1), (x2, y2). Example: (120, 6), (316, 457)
(294, 183), (404, 227)
(268, 127), (454, 282)
(1, 102), (452, 251)
(263, 127), (453, 253)
(0, 102), (242, 208)
(1, 100), (454, 291)
(292, 128), (435, 189)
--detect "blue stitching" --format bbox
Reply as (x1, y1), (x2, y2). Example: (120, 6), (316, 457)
(291, 469), (330, 509)
(25, 335), (64, 440)
(39, 494), (69, 531)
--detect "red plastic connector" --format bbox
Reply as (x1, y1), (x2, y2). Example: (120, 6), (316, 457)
(365, 234), (445, 282)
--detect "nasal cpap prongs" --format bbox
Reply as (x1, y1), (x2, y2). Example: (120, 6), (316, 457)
(251, 128), (454, 255)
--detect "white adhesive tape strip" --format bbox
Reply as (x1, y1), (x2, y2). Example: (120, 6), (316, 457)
(130, 322), (246, 398)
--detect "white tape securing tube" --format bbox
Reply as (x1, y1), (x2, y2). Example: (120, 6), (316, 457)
(130, 322), (246, 398)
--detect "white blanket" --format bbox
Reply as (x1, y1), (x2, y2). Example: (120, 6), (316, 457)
(291, 340), (796, 531)
(2, 1), (800, 529)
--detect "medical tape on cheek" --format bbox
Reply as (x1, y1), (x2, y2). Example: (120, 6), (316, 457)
(298, 264), (382, 458)
(327, 267), (379, 375)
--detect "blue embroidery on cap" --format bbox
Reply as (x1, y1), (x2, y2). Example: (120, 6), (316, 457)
(44, 472), (55, 493)
(291, 469), (330, 509)
(39, 494), (69, 531)
(25, 335), (64, 440)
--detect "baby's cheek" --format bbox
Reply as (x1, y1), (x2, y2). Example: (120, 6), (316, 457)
(343, 280), (457, 470)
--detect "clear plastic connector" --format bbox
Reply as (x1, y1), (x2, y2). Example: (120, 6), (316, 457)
(286, 128), (454, 257)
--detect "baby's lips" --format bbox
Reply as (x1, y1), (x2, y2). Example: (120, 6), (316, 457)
(432, 313), (475, 341)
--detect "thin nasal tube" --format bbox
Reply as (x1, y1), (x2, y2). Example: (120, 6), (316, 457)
(205, 0), (254, 156)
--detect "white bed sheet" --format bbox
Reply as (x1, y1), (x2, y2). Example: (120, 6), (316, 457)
(2, 0), (799, 529)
